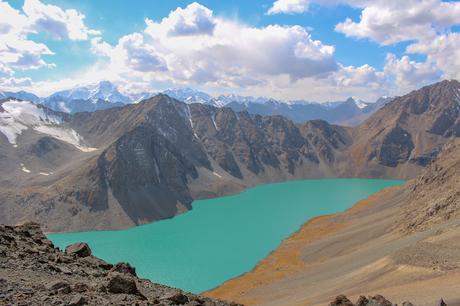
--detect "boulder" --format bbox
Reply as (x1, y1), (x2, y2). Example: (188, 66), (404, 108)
(65, 243), (92, 258)
(110, 262), (136, 276)
(330, 295), (354, 306)
(47, 280), (71, 294)
(107, 273), (138, 295)
(367, 295), (393, 306)
(164, 292), (189, 305)
(356, 296), (369, 306)
(67, 294), (88, 306)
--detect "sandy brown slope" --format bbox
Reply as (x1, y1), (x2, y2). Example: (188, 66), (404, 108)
(206, 139), (460, 306)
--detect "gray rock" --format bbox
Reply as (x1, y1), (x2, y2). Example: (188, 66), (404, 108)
(367, 295), (393, 306)
(164, 292), (189, 305)
(65, 243), (92, 257)
(330, 295), (354, 306)
(47, 280), (71, 294)
(106, 273), (138, 295)
(67, 294), (88, 306)
(356, 296), (369, 306)
(110, 262), (136, 276)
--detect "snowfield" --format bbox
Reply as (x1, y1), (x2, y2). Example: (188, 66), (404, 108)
(0, 100), (96, 152)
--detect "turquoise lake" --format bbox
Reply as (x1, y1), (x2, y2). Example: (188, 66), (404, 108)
(48, 179), (403, 293)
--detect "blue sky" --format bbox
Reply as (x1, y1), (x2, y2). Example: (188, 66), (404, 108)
(1, 0), (460, 101)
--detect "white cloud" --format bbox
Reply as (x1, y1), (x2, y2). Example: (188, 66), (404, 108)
(267, 0), (311, 15)
(333, 64), (385, 88)
(0, 0), (98, 91)
(406, 33), (460, 81)
(150, 2), (216, 37)
(23, 0), (100, 41)
(0, 0), (54, 71)
(92, 2), (337, 90)
(335, 1), (460, 45)
(383, 53), (442, 93)
(269, 0), (460, 46)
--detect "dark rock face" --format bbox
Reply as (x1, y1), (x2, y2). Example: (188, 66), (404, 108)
(65, 243), (92, 257)
(0, 223), (240, 306)
(28, 137), (61, 157)
(377, 126), (414, 167)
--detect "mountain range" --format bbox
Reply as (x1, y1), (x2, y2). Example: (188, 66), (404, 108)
(0, 79), (458, 232)
(1, 81), (391, 126)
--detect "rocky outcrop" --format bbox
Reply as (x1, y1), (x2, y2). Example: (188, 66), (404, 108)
(330, 295), (416, 306)
(0, 222), (240, 306)
(397, 138), (460, 233)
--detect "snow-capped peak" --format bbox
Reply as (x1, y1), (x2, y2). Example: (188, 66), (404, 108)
(349, 97), (368, 109)
(49, 81), (130, 104)
(162, 88), (213, 105)
(212, 94), (272, 106)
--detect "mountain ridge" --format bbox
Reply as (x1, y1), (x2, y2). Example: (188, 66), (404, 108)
(0, 80), (458, 232)
(1, 82), (391, 125)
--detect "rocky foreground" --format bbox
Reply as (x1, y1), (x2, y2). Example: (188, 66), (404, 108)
(0, 222), (240, 306)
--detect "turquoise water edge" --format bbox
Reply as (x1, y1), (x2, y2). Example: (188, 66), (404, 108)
(48, 179), (404, 293)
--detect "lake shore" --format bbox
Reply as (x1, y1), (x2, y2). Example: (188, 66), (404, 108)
(205, 185), (460, 305)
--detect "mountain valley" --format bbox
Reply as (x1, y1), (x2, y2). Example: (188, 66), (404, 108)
(0, 80), (459, 233)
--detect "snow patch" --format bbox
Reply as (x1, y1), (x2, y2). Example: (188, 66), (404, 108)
(0, 100), (96, 152)
(20, 163), (30, 173)
(211, 113), (218, 131)
(185, 104), (199, 138)
(213, 172), (222, 178)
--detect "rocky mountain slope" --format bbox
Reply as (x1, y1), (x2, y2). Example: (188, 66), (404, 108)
(0, 222), (239, 306)
(339, 79), (460, 178)
(0, 94), (350, 232)
(206, 138), (460, 305)
(0, 80), (458, 232)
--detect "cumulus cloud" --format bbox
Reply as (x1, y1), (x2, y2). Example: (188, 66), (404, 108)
(0, 0), (98, 91)
(151, 2), (216, 37)
(93, 2), (337, 89)
(406, 33), (460, 81)
(22, 0), (100, 40)
(383, 53), (442, 93)
(267, 0), (312, 15)
(333, 64), (385, 88)
(0, 0), (54, 71)
(268, 0), (460, 46)
(335, 0), (460, 45)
